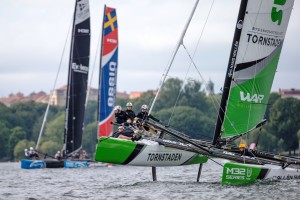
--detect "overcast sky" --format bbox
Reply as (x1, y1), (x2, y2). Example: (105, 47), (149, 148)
(0, 0), (299, 98)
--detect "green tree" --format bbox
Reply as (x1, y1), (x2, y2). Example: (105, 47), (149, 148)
(265, 92), (281, 119)
(269, 97), (300, 155)
(83, 121), (97, 155)
(42, 113), (65, 147)
(39, 140), (61, 156)
(156, 106), (214, 140)
(0, 122), (10, 161)
(8, 126), (26, 159)
(84, 100), (97, 124)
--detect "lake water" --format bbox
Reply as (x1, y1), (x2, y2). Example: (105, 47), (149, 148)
(1, 160), (299, 200)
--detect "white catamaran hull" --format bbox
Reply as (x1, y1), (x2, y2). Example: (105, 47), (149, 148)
(95, 137), (208, 167)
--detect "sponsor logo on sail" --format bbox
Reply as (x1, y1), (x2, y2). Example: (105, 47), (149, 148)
(78, 29), (89, 34)
(240, 91), (264, 103)
(72, 63), (88, 74)
(227, 41), (239, 78)
(107, 62), (117, 107)
(107, 38), (117, 44)
(271, 1), (286, 26)
(246, 33), (282, 47)
(236, 20), (243, 29)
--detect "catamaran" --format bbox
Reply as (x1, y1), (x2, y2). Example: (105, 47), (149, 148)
(94, 0), (300, 184)
(21, 0), (90, 169)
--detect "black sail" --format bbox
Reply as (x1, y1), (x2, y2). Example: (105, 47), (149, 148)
(63, 0), (90, 157)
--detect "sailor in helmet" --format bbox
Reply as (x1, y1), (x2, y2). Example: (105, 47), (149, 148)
(112, 125), (125, 138)
(28, 147), (39, 159)
(55, 150), (62, 160)
(24, 149), (29, 158)
(239, 143), (253, 157)
(137, 104), (160, 122)
(125, 102), (136, 122)
(113, 105), (127, 124)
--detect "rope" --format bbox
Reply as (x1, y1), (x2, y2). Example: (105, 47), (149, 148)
(167, 0), (217, 125)
(208, 157), (224, 167)
(36, 17), (73, 150)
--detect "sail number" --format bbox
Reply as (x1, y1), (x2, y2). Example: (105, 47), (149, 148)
(108, 61), (117, 107)
(271, 0), (286, 25)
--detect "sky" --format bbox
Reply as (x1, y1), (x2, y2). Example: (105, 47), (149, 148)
(0, 0), (299, 98)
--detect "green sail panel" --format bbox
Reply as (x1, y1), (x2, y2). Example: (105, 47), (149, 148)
(222, 50), (280, 138)
(221, 0), (294, 139)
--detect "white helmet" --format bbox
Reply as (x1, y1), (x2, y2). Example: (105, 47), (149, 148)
(57, 151), (60, 154)
(141, 104), (148, 110)
(114, 105), (122, 111)
(126, 102), (132, 107)
(24, 149), (28, 152)
(30, 147), (34, 151)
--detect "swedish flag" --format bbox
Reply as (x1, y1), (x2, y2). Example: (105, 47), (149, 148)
(104, 9), (117, 36)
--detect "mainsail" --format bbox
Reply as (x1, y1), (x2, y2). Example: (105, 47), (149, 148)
(98, 6), (118, 138)
(213, 0), (294, 142)
(63, 0), (90, 156)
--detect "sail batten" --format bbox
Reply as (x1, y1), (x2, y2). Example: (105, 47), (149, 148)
(213, 0), (294, 142)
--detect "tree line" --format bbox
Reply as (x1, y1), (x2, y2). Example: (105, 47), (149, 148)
(0, 78), (299, 161)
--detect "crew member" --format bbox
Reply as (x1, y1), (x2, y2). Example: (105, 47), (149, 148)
(125, 102), (136, 121)
(136, 104), (160, 122)
(24, 149), (29, 158)
(55, 151), (62, 160)
(239, 143), (253, 157)
(28, 147), (39, 159)
(114, 105), (127, 124)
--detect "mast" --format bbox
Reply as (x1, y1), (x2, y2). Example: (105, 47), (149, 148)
(63, 0), (90, 156)
(148, 0), (199, 114)
(212, 0), (248, 145)
(97, 5), (106, 138)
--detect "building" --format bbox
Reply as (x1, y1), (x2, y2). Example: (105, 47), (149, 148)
(117, 91), (130, 99)
(0, 91), (48, 107)
(129, 91), (143, 99)
(0, 86), (147, 107)
(279, 88), (300, 100)
(50, 85), (99, 106)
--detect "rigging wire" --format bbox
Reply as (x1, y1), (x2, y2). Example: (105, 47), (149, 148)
(85, 33), (101, 110)
(148, 0), (200, 115)
(36, 18), (73, 150)
(167, 0), (217, 125)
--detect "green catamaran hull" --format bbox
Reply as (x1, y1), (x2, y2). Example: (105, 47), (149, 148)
(95, 137), (208, 166)
(222, 162), (300, 184)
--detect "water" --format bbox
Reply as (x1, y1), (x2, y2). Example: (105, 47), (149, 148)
(1, 160), (299, 200)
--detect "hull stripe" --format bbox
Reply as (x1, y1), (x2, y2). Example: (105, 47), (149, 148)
(257, 168), (269, 179)
(122, 143), (145, 164)
(181, 154), (197, 165)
